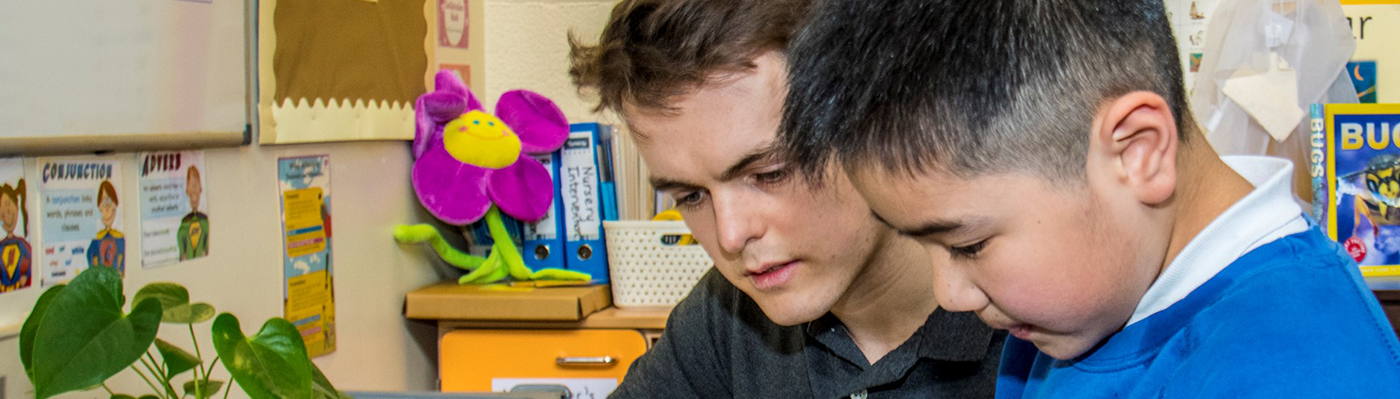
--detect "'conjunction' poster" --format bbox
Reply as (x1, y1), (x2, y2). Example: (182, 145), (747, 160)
(38, 156), (125, 285)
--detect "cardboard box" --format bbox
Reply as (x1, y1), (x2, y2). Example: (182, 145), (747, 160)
(405, 282), (612, 321)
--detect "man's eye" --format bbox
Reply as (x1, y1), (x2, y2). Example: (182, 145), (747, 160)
(949, 239), (989, 260)
(674, 191), (708, 210)
(753, 168), (790, 185)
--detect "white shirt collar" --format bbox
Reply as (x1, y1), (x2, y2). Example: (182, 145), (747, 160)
(1126, 156), (1309, 325)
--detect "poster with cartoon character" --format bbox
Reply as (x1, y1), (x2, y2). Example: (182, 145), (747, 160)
(38, 156), (125, 285)
(139, 151), (211, 268)
(278, 155), (336, 357)
(0, 158), (34, 294)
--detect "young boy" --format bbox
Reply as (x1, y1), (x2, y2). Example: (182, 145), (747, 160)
(779, 0), (1400, 397)
(569, 1), (1004, 397)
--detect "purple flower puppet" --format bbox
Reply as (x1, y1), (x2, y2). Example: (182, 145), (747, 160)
(396, 70), (590, 284)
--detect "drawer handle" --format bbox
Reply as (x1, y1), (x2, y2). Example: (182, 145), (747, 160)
(556, 356), (616, 366)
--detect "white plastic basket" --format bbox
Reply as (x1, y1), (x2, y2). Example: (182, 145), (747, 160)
(604, 220), (714, 310)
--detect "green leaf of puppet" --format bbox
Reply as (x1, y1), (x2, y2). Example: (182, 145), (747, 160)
(211, 313), (313, 399)
(30, 267), (163, 399)
(183, 379), (225, 399)
(155, 338), (200, 379)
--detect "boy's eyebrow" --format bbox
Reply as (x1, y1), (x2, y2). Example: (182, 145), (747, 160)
(873, 211), (983, 237)
(717, 144), (782, 182)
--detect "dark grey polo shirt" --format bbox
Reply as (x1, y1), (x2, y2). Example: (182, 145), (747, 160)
(610, 268), (1005, 398)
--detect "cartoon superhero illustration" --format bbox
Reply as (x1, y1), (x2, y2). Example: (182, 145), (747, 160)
(0, 180), (32, 292)
(88, 180), (125, 275)
(178, 166), (209, 260)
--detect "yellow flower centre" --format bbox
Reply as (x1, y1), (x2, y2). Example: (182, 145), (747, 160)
(443, 110), (522, 169)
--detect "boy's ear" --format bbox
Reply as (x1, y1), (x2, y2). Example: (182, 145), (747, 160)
(1089, 91), (1178, 205)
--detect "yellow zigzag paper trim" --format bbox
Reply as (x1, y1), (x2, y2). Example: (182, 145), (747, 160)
(267, 97), (415, 144)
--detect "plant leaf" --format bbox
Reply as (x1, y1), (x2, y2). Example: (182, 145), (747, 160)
(211, 313), (313, 399)
(139, 396), (160, 399)
(183, 379), (225, 399)
(110, 395), (135, 399)
(31, 267), (163, 399)
(311, 363), (351, 399)
(155, 338), (200, 379)
(166, 303), (217, 324)
(20, 284), (66, 380)
(133, 282), (188, 310)
(134, 283), (216, 323)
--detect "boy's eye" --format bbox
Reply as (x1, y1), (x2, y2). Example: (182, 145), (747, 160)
(949, 239), (989, 260)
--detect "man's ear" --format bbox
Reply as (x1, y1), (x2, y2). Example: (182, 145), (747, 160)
(1088, 91), (1178, 205)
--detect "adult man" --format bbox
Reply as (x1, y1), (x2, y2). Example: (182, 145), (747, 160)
(569, 1), (1002, 397)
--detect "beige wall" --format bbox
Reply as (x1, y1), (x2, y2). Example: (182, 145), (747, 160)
(0, 142), (444, 399)
(482, 0), (618, 123)
(2, 1), (622, 397)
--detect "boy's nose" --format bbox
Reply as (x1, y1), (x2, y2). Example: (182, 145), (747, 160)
(929, 256), (989, 313)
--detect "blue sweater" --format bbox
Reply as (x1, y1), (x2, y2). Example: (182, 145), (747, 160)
(997, 227), (1400, 398)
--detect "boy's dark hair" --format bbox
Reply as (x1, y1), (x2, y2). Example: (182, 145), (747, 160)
(780, 0), (1193, 182)
(569, 0), (811, 114)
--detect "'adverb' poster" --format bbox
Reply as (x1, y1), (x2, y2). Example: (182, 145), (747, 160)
(0, 158), (34, 294)
(277, 155), (336, 357)
(38, 156), (125, 285)
(139, 151), (211, 268)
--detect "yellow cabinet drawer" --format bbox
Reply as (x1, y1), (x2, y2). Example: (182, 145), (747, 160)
(440, 329), (648, 393)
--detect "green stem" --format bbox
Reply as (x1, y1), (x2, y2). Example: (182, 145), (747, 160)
(141, 355), (178, 399)
(484, 207), (529, 280)
(202, 356), (222, 399)
(146, 351), (166, 378)
(130, 364), (165, 399)
(191, 364), (201, 399)
(484, 207), (591, 282)
(222, 377), (232, 399)
(189, 323), (205, 399)
(393, 224), (487, 269)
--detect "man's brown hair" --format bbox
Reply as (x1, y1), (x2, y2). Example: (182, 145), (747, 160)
(569, 0), (811, 114)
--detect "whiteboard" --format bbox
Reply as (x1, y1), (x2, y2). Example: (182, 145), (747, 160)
(0, 0), (249, 154)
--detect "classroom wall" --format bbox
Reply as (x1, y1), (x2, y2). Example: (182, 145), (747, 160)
(482, 0), (618, 123)
(0, 141), (445, 399)
(2, 1), (622, 398)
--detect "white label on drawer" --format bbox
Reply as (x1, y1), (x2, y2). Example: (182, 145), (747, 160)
(492, 378), (619, 399)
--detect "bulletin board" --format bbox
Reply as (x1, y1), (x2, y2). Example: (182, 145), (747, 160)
(257, 0), (437, 144)
(0, 0), (249, 154)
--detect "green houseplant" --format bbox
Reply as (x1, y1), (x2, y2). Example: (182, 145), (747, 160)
(20, 266), (349, 399)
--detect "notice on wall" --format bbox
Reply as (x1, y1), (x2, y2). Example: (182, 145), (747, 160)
(277, 155), (336, 357)
(139, 151), (211, 268)
(38, 156), (125, 285)
(1166, 0), (1221, 94)
(0, 158), (34, 294)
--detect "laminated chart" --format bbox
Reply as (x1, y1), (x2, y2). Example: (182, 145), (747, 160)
(278, 155), (336, 357)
